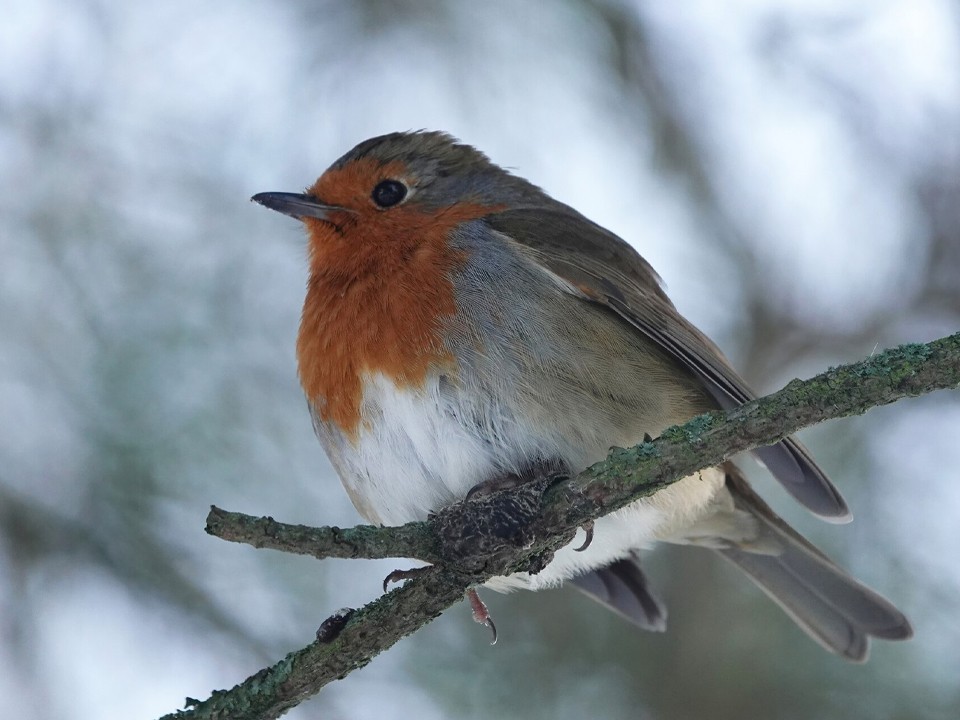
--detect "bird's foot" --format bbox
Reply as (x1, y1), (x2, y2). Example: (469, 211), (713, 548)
(467, 588), (497, 645)
(465, 473), (524, 502)
(465, 459), (569, 502)
(382, 565), (432, 593)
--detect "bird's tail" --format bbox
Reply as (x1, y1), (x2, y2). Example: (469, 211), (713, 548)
(719, 467), (912, 661)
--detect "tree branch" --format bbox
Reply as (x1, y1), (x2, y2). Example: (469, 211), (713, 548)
(162, 332), (960, 720)
(204, 508), (440, 564)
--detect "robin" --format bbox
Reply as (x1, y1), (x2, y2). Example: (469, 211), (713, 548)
(252, 131), (912, 661)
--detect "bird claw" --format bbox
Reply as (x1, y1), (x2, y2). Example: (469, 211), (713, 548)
(465, 474), (523, 502)
(467, 588), (498, 645)
(384, 573), (498, 645)
(465, 461), (569, 502)
(382, 566), (432, 593)
(573, 520), (595, 552)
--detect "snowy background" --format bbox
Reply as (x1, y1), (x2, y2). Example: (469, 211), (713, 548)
(2, 1), (959, 718)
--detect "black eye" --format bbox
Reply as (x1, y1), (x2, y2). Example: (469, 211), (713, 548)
(371, 179), (407, 208)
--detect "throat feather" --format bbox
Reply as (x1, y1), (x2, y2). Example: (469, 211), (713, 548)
(296, 226), (463, 439)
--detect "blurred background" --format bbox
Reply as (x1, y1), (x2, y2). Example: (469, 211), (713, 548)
(2, 1), (959, 718)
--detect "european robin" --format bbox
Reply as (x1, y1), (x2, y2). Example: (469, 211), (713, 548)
(253, 131), (911, 661)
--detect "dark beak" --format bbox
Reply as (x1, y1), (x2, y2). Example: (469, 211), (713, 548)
(251, 192), (343, 221)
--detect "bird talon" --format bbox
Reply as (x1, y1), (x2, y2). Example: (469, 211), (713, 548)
(484, 616), (498, 645)
(467, 588), (498, 645)
(465, 474), (522, 502)
(573, 521), (595, 552)
(382, 566), (431, 593)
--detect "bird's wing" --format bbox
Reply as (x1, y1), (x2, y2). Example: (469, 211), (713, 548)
(484, 206), (850, 521)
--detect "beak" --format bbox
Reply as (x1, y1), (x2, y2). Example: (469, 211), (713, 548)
(251, 192), (343, 221)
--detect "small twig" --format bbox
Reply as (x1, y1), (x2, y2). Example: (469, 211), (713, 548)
(205, 508), (441, 564)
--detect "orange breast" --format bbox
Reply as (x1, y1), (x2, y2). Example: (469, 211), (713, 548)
(296, 183), (498, 440)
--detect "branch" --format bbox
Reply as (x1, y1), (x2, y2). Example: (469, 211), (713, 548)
(205, 509), (440, 564)
(162, 332), (960, 720)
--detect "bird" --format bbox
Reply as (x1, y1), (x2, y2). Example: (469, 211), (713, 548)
(252, 130), (912, 661)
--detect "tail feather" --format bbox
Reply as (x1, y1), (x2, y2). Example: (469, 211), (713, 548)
(571, 555), (667, 632)
(720, 467), (912, 661)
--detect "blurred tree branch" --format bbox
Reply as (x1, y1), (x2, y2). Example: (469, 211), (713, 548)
(162, 331), (960, 720)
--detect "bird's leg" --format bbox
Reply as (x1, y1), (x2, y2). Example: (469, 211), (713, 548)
(467, 588), (497, 644)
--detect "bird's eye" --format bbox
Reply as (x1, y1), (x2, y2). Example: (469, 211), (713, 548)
(371, 179), (407, 208)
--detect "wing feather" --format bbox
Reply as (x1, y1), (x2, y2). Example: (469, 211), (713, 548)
(484, 207), (850, 520)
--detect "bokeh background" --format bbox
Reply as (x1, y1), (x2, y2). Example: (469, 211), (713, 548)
(2, 1), (959, 718)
